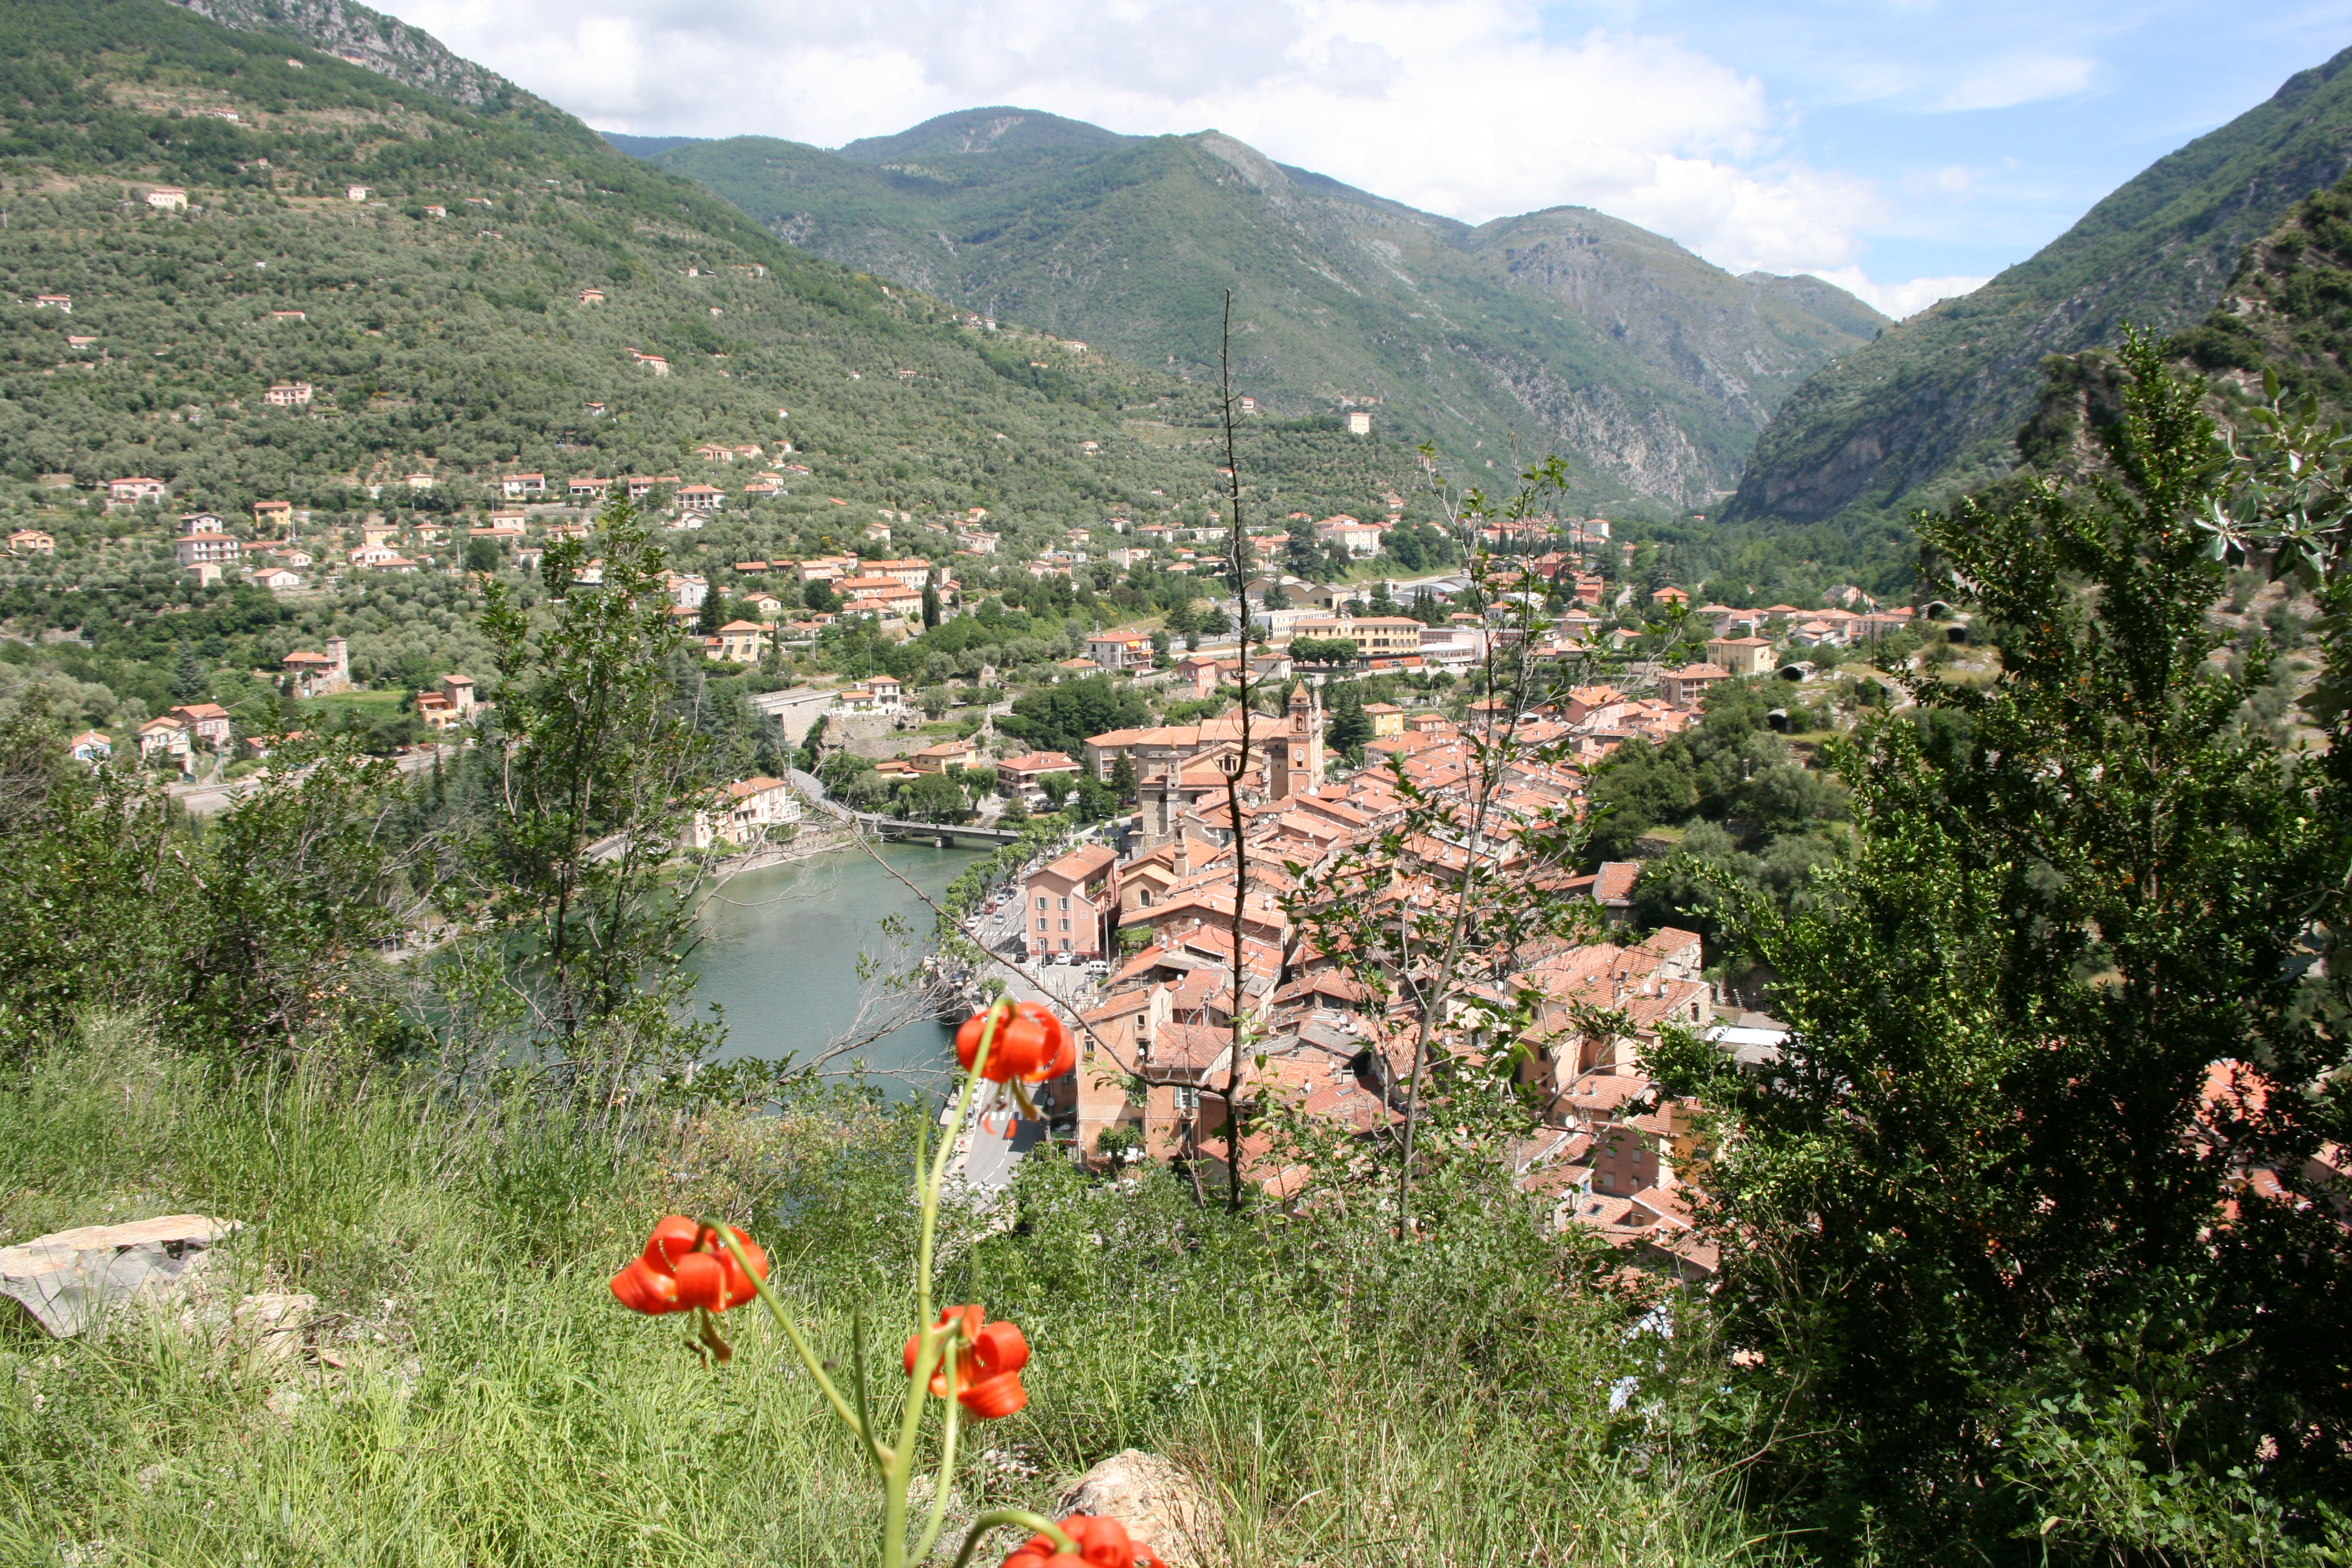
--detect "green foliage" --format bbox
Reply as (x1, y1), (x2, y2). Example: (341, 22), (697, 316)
(468, 500), (720, 1061)
(1288, 635), (1357, 667)
(998, 675), (1146, 756)
(1650, 336), (2352, 1560)
(1584, 679), (1843, 863)
(893, 769), (965, 823)
(0, 1028), (1768, 1568)
(1324, 682), (1372, 763)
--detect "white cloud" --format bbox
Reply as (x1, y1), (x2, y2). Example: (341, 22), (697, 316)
(395, 0), (1905, 280)
(1935, 53), (2099, 112)
(1811, 266), (1990, 319)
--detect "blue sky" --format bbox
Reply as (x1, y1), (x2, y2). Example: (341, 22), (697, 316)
(1599, 0), (2352, 289)
(405, 0), (2352, 315)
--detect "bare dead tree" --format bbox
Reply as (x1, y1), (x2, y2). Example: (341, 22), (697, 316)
(1217, 289), (1255, 1214)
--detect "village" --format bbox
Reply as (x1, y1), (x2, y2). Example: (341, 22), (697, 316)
(926, 661), (1828, 1281)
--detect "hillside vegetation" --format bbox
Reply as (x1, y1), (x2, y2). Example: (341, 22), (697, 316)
(0, 0), (1447, 737)
(1725, 45), (2352, 534)
(640, 109), (1884, 511)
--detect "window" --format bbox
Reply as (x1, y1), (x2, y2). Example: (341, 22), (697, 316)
(1059, 896), (1070, 910)
(1058, 919), (1069, 932)
(1036, 917), (1047, 930)
(1036, 896), (1047, 910)
(1174, 1086), (1200, 1116)
(1060, 938), (1071, 952)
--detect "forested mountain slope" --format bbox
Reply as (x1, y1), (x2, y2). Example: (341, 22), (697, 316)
(0, 0), (1434, 524)
(1725, 46), (2352, 532)
(642, 110), (1886, 511)
(0, 0), (1442, 715)
(2178, 169), (2352, 408)
(161, 0), (524, 108)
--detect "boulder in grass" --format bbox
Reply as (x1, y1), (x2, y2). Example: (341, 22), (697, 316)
(0, 1214), (236, 1337)
(1054, 1449), (1217, 1568)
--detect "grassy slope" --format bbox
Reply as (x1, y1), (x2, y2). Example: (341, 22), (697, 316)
(0, 1025), (1766, 1566)
(649, 117), (1884, 512)
(1725, 45), (2352, 533)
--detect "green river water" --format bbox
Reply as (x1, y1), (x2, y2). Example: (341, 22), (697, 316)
(685, 840), (985, 1086)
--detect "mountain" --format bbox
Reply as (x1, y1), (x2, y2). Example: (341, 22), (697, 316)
(160, 0), (520, 107)
(0, 0), (1450, 708)
(1726, 47), (2352, 531)
(600, 131), (708, 160)
(636, 111), (1887, 511)
(2177, 169), (2352, 408)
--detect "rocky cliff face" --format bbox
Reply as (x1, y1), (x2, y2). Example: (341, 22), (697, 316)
(162, 0), (521, 106)
(1726, 45), (2352, 531)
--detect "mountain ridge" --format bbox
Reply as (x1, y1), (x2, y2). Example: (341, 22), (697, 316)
(1724, 45), (2352, 531)
(643, 113), (1887, 510)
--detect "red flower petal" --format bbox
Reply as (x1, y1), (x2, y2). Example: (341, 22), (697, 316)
(673, 1252), (728, 1311)
(972, 1318), (1030, 1377)
(641, 1215), (701, 1275)
(609, 1258), (681, 1315)
(956, 1368), (1027, 1419)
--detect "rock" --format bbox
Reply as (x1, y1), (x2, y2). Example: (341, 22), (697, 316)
(198, 1289), (321, 1378)
(0, 1214), (236, 1337)
(1054, 1449), (1217, 1568)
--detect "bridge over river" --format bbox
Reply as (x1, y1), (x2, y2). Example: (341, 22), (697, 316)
(854, 814), (1026, 849)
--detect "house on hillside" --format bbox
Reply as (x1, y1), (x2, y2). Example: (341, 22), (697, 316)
(995, 751), (1079, 795)
(909, 737), (982, 774)
(682, 776), (802, 850)
(706, 621), (770, 664)
(1315, 515), (1384, 556)
(264, 382), (313, 407)
(8, 529), (55, 555)
(176, 527), (241, 568)
(137, 716), (192, 771)
(411, 673), (477, 731)
(107, 476), (169, 508)
(501, 472), (545, 498)
(834, 676), (903, 714)
(1704, 636), (1775, 678)
(1658, 663), (1730, 708)
(281, 638), (351, 697)
(170, 704), (232, 748)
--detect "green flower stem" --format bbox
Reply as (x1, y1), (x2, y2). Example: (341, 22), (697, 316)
(888, 1002), (1004, 1568)
(711, 1225), (886, 1472)
(853, 1299), (875, 1450)
(908, 1374), (964, 1564)
(944, 1510), (1075, 1568)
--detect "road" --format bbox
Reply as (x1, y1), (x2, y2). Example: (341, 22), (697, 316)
(952, 889), (1107, 1191)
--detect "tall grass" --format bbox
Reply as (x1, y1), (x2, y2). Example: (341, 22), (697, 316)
(0, 1021), (1783, 1567)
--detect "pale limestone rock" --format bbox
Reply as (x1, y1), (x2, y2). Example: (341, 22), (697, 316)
(1054, 1449), (1217, 1568)
(0, 1214), (235, 1336)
